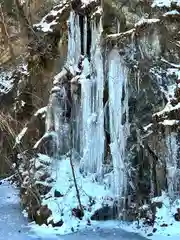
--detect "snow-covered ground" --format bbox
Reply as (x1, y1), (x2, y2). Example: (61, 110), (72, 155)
(0, 179), (148, 240)
(1, 179), (180, 240)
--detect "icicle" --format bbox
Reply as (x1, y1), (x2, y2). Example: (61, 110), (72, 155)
(107, 48), (129, 200)
(166, 133), (178, 198)
(67, 11), (81, 69)
(117, 19), (120, 33)
(80, 17), (104, 179)
(84, 16), (87, 56)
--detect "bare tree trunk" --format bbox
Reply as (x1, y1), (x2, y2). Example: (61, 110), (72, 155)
(69, 111), (83, 213)
(0, 4), (14, 58)
(14, 0), (32, 36)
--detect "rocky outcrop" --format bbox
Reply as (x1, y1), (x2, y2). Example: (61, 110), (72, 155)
(1, 0), (180, 234)
(16, 0), (180, 225)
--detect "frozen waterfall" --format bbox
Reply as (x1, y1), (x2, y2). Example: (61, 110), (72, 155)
(166, 133), (180, 199)
(67, 11), (81, 69)
(108, 49), (129, 200)
(80, 17), (105, 178)
(46, 10), (130, 205)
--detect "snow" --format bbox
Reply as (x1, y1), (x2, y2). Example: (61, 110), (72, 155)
(15, 127), (28, 144)
(116, 192), (180, 239)
(0, 70), (14, 95)
(153, 75), (180, 117)
(34, 106), (47, 117)
(149, 192), (180, 238)
(34, 3), (69, 33)
(81, 0), (94, 4)
(107, 29), (135, 39)
(143, 124), (153, 131)
(160, 120), (179, 125)
(167, 68), (180, 81)
(135, 18), (160, 27)
(0, 180), (150, 240)
(152, 0), (180, 7)
(154, 102), (180, 117)
(163, 10), (180, 15)
(161, 58), (180, 68)
(81, 0), (97, 8)
(91, 6), (103, 18)
(36, 156), (114, 235)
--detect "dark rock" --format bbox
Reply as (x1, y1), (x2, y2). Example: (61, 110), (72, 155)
(153, 228), (157, 233)
(91, 205), (118, 221)
(36, 183), (51, 195)
(174, 209), (180, 221)
(39, 172), (51, 181)
(174, 213), (180, 221)
(54, 190), (63, 198)
(49, 219), (64, 227)
(160, 223), (168, 227)
(147, 233), (153, 237)
(35, 205), (52, 225)
(152, 201), (163, 209)
(72, 208), (84, 220)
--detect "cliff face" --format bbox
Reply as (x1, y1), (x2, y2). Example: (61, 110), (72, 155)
(1, 0), (180, 236)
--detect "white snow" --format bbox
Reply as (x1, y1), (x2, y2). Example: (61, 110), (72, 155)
(135, 18), (160, 27)
(34, 106), (47, 117)
(0, 70), (14, 95)
(35, 19), (57, 33)
(15, 127), (28, 144)
(107, 29), (135, 39)
(36, 156), (114, 235)
(1, 180), (150, 239)
(152, 0), (180, 8)
(167, 68), (180, 81)
(81, 0), (97, 7)
(34, 3), (69, 32)
(161, 58), (180, 68)
(143, 123), (153, 131)
(154, 102), (180, 117)
(160, 119), (179, 125)
(91, 6), (103, 18)
(163, 10), (180, 16)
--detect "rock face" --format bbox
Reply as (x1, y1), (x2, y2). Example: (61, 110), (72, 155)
(1, 0), (180, 231)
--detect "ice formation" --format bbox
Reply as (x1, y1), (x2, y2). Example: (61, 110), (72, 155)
(107, 49), (129, 200)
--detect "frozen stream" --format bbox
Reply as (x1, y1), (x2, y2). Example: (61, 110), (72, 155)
(0, 180), (147, 240)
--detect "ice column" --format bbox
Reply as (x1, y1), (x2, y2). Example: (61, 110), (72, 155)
(80, 17), (105, 178)
(166, 133), (179, 198)
(67, 11), (81, 69)
(108, 49), (129, 199)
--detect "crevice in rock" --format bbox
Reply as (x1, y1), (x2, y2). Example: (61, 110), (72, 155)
(87, 16), (92, 59)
